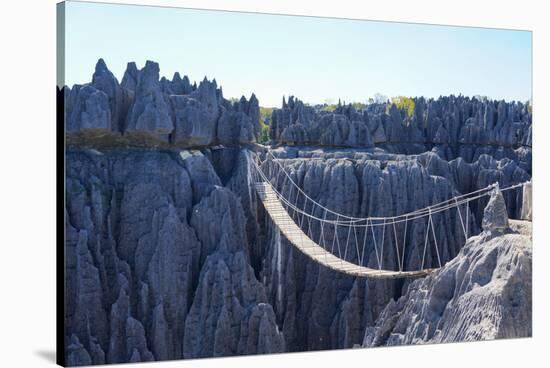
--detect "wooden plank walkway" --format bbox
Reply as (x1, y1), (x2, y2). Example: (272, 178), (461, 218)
(255, 182), (435, 279)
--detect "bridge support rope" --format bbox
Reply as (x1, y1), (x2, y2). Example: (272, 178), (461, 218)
(251, 150), (529, 278)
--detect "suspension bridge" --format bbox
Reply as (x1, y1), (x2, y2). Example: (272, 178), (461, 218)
(249, 150), (530, 279)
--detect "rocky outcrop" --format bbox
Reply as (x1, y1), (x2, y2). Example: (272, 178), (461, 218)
(481, 187), (509, 238)
(521, 181), (532, 220)
(184, 186), (285, 358)
(63, 59), (260, 146)
(66, 85), (112, 133)
(417, 151), (530, 220)
(64, 141), (531, 365)
(65, 58), (132, 134)
(270, 96), (317, 142)
(169, 77), (222, 146)
(258, 155), (465, 351)
(125, 60), (174, 140)
(268, 95), (532, 162)
(62, 63), (532, 365)
(91, 58), (126, 132)
(183, 249), (284, 358)
(217, 95), (260, 145)
(269, 146), (530, 223)
(121, 62), (139, 91)
(64, 149), (284, 365)
(362, 199), (532, 346)
(255, 146), (530, 352)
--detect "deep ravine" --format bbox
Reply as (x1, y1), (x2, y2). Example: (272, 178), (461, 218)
(63, 59), (532, 365)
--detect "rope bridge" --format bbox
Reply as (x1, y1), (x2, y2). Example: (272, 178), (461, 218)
(249, 150), (529, 278)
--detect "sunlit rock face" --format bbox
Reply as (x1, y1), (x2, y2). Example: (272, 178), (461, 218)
(125, 60), (174, 140)
(482, 187), (510, 238)
(362, 205), (531, 347)
(521, 181), (532, 221)
(64, 150), (284, 365)
(268, 95), (532, 163)
(256, 145), (530, 351)
(63, 59), (260, 146)
(64, 145), (531, 364)
(62, 62), (531, 365)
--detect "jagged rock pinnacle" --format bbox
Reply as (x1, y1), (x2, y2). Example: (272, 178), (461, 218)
(482, 184), (509, 236)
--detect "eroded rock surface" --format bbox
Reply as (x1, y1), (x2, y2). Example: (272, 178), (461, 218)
(268, 96), (532, 163)
(64, 143), (531, 364)
(362, 207), (531, 346)
(64, 150), (284, 364)
(63, 59), (260, 146)
(62, 64), (532, 365)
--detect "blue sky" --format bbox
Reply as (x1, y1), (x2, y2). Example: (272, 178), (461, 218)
(63, 1), (532, 107)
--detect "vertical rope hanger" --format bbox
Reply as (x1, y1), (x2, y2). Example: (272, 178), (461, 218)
(370, 219), (381, 270)
(331, 215), (340, 256)
(401, 215), (408, 272)
(320, 209), (328, 264)
(393, 222), (402, 272)
(465, 202), (469, 239)
(360, 219), (369, 267)
(352, 222), (361, 265)
(335, 220), (343, 265)
(305, 205), (313, 243)
(253, 151), (529, 276)
(379, 219), (386, 271)
(454, 197), (468, 242)
(344, 220), (353, 261)
(429, 209), (442, 268)
(260, 150), (523, 227)
(421, 211), (431, 270)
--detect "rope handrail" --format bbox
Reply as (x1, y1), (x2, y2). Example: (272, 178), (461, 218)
(252, 152), (527, 227)
(250, 149), (530, 277)
(257, 150), (521, 223)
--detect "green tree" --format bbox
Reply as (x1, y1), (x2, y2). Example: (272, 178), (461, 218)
(258, 106), (273, 144)
(322, 104), (338, 112)
(387, 96), (415, 118)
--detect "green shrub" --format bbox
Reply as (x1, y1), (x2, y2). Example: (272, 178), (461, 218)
(259, 121), (270, 143)
(322, 104), (338, 112)
(386, 96), (415, 118)
(258, 107), (273, 144)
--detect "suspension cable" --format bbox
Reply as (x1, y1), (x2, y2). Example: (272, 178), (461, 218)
(253, 151), (527, 228)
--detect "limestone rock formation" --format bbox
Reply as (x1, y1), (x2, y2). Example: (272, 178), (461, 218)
(64, 59), (260, 146)
(64, 149), (285, 365)
(267, 95), (532, 162)
(255, 146), (530, 352)
(91, 58), (125, 132)
(482, 186), (510, 237)
(521, 181), (532, 221)
(64, 143), (531, 364)
(362, 210), (531, 346)
(125, 60), (174, 140)
(270, 96), (316, 141)
(217, 95), (260, 145)
(170, 77), (220, 145)
(66, 85), (112, 132)
(170, 95), (215, 146)
(259, 154), (463, 349)
(280, 123), (309, 144)
(183, 250), (285, 358)
(62, 63), (532, 365)
(180, 150), (221, 204)
(121, 62), (139, 91)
